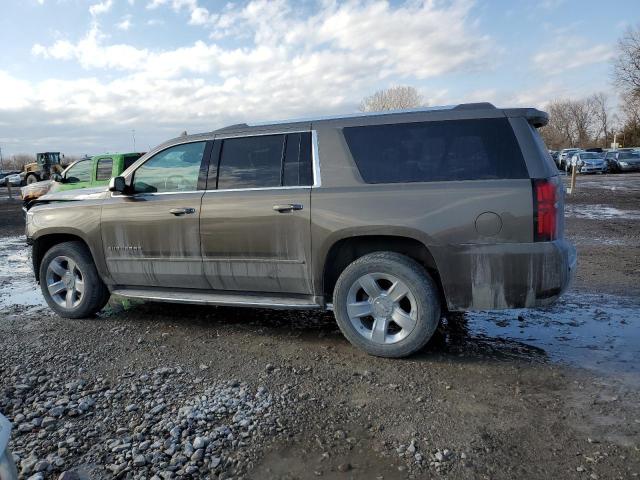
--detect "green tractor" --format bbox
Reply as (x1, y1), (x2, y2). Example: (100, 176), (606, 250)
(23, 152), (65, 185)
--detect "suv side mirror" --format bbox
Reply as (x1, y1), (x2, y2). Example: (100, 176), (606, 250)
(51, 173), (62, 182)
(109, 176), (127, 193)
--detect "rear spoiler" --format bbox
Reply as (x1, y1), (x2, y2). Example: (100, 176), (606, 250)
(505, 108), (549, 128)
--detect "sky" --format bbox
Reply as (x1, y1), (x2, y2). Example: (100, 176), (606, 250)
(0, 0), (638, 156)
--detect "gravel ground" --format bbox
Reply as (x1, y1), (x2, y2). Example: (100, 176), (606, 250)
(1, 175), (639, 480)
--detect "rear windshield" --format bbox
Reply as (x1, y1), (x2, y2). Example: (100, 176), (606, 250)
(343, 118), (528, 184)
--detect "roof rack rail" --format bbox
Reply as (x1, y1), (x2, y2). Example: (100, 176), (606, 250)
(453, 102), (496, 110)
(215, 123), (249, 133)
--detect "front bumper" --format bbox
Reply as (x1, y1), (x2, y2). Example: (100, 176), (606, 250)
(618, 163), (640, 171)
(579, 165), (605, 173)
(434, 239), (577, 311)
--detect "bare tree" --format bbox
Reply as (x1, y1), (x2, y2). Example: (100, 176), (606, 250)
(359, 86), (424, 112)
(541, 99), (578, 149)
(540, 97), (601, 149)
(589, 92), (611, 146)
(613, 24), (640, 95)
(8, 154), (35, 171)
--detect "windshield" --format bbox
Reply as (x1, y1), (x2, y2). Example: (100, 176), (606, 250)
(619, 152), (640, 159)
(580, 153), (603, 159)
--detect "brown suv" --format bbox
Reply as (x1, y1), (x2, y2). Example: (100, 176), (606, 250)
(25, 103), (576, 357)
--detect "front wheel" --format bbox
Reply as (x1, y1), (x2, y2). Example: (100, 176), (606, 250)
(333, 252), (441, 358)
(39, 241), (110, 318)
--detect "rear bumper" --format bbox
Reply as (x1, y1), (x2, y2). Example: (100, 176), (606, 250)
(434, 239), (577, 311)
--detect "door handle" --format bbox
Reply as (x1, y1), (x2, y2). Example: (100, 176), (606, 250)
(169, 207), (196, 216)
(272, 204), (303, 213)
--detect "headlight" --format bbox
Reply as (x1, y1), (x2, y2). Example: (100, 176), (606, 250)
(620, 162), (628, 166)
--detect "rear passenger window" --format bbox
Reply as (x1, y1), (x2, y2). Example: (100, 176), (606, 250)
(96, 158), (113, 181)
(343, 118), (527, 183)
(215, 133), (312, 189)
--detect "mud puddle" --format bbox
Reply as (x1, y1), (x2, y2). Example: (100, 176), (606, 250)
(0, 236), (46, 313)
(443, 293), (640, 384)
(565, 204), (640, 220)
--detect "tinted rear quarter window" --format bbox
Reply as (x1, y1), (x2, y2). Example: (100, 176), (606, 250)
(96, 158), (113, 181)
(344, 118), (527, 183)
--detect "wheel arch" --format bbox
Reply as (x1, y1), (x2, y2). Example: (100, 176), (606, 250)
(321, 234), (446, 307)
(32, 233), (94, 283)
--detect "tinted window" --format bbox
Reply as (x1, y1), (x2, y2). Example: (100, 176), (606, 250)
(133, 142), (205, 193)
(344, 119), (527, 183)
(96, 158), (113, 181)
(65, 160), (92, 183)
(217, 135), (284, 189)
(283, 132), (313, 186)
(124, 154), (141, 170)
(619, 152), (639, 159)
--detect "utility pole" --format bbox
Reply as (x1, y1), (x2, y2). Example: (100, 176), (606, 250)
(132, 129), (136, 152)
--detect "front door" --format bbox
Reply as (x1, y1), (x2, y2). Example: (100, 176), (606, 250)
(101, 141), (211, 289)
(200, 132), (314, 294)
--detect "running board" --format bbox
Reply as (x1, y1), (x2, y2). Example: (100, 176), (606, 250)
(111, 288), (324, 310)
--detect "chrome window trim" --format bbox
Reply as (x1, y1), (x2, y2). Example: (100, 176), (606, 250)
(206, 129), (321, 192)
(122, 130), (321, 196)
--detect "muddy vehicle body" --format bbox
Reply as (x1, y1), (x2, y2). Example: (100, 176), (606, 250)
(25, 103), (576, 357)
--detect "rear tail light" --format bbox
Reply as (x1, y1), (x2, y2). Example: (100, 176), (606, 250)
(532, 179), (557, 242)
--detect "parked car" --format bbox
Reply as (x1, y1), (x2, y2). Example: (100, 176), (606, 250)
(24, 103), (576, 358)
(0, 414), (17, 480)
(603, 150), (640, 172)
(549, 150), (559, 164)
(558, 148), (581, 170)
(570, 152), (606, 174)
(3, 174), (22, 187)
(21, 152), (143, 202)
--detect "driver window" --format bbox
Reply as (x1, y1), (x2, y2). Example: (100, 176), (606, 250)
(133, 142), (205, 193)
(65, 160), (92, 184)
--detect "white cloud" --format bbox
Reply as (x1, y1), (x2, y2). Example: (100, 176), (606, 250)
(8, 0), (494, 154)
(116, 15), (133, 31)
(89, 0), (113, 17)
(533, 38), (615, 72)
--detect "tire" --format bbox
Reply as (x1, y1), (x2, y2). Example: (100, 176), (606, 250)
(39, 241), (110, 318)
(333, 252), (441, 358)
(26, 174), (39, 184)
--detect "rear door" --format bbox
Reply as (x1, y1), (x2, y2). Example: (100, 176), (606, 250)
(100, 141), (212, 288)
(200, 132), (315, 294)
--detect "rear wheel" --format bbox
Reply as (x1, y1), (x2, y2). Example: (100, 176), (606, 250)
(333, 252), (441, 358)
(26, 174), (39, 184)
(39, 241), (110, 318)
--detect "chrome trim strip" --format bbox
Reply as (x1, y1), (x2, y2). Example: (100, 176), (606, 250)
(311, 129), (321, 188)
(122, 129), (321, 196)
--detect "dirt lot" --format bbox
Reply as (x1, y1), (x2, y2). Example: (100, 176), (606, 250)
(1, 175), (639, 480)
